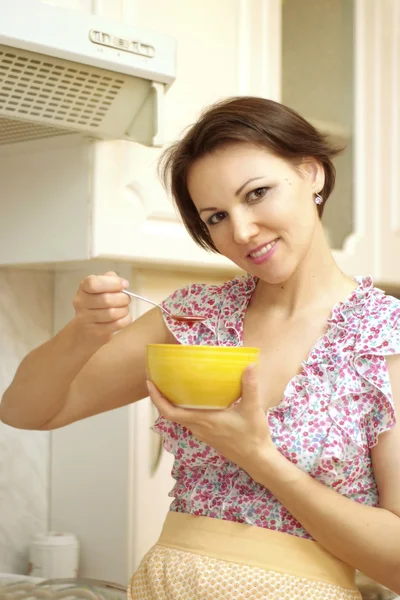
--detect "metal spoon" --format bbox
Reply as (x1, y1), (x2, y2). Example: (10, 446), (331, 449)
(122, 289), (207, 322)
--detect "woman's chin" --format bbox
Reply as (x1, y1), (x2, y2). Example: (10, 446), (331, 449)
(249, 262), (297, 286)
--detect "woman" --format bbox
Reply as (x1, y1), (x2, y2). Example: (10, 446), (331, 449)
(1, 98), (399, 600)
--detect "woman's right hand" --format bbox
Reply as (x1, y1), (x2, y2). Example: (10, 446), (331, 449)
(72, 271), (132, 344)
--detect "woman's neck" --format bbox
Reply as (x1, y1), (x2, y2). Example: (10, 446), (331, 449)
(251, 224), (357, 319)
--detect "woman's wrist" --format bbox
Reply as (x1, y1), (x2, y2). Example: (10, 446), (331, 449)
(247, 443), (303, 488)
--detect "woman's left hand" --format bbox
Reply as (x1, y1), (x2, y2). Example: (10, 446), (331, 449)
(146, 364), (274, 474)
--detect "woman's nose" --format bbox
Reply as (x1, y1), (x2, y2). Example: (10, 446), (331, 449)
(232, 217), (259, 245)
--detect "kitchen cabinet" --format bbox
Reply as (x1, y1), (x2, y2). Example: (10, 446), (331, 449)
(40, 0), (91, 11)
(125, 0), (279, 142)
(2, 0), (399, 281)
(0, 136), (236, 271)
(0, 0), (275, 273)
(274, 0), (400, 284)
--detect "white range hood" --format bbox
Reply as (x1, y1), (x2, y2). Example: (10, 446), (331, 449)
(0, 0), (176, 146)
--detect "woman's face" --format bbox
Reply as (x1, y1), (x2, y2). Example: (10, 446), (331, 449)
(187, 143), (325, 284)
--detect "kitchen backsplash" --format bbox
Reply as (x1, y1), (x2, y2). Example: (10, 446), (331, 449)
(0, 268), (53, 574)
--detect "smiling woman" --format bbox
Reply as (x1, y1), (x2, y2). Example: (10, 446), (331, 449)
(189, 144), (325, 283)
(159, 96), (342, 254)
(2, 97), (400, 600)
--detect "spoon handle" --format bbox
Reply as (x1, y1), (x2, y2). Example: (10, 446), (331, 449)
(122, 289), (170, 316)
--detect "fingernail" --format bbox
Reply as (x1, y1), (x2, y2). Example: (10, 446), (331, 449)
(122, 280), (130, 289)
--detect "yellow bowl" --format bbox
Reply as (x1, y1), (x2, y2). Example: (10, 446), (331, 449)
(147, 344), (260, 409)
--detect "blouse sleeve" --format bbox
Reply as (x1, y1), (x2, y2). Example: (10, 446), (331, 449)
(159, 283), (206, 345)
(354, 300), (400, 447)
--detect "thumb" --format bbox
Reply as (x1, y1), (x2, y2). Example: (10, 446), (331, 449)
(104, 271), (129, 289)
(240, 363), (259, 407)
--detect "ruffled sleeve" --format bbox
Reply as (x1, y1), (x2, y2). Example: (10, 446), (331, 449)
(153, 414), (182, 456)
(158, 281), (225, 346)
(160, 284), (194, 318)
(353, 296), (400, 447)
(160, 284), (199, 343)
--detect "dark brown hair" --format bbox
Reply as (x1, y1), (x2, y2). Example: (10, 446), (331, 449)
(159, 96), (342, 253)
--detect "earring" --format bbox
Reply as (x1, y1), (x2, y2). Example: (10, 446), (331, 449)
(314, 193), (323, 205)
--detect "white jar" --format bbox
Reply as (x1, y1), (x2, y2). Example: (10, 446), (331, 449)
(28, 532), (79, 579)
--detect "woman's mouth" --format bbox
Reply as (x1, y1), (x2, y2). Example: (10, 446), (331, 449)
(247, 239), (279, 264)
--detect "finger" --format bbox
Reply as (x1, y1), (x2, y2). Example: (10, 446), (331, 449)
(146, 381), (207, 423)
(108, 313), (132, 331)
(240, 363), (259, 409)
(73, 292), (130, 314)
(146, 380), (173, 415)
(84, 313), (132, 337)
(84, 307), (130, 324)
(104, 271), (130, 288)
(86, 292), (131, 310)
(81, 274), (129, 294)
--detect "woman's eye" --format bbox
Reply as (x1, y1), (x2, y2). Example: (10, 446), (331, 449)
(248, 187), (269, 201)
(207, 211), (227, 226)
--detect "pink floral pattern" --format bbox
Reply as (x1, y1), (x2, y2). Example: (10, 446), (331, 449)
(153, 274), (400, 539)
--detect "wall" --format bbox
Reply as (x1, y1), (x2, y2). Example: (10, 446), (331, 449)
(281, 0), (354, 250)
(0, 269), (53, 574)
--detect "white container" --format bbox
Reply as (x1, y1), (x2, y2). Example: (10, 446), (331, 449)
(28, 532), (79, 579)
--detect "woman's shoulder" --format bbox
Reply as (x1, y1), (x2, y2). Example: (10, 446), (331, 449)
(355, 278), (400, 352)
(330, 276), (400, 350)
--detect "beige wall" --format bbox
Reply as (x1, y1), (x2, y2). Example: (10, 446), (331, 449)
(282, 0), (354, 250)
(0, 269), (53, 574)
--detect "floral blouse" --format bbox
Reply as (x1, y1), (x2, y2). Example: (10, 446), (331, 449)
(153, 274), (400, 539)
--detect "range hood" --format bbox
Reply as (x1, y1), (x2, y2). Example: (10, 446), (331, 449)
(0, 0), (176, 146)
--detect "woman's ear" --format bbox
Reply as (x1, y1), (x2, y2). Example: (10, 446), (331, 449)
(299, 158), (325, 194)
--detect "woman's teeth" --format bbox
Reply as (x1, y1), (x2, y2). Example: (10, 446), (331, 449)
(249, 239), (277, 258)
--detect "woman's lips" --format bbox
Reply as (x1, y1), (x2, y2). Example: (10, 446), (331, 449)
(247, 239), (279, 264)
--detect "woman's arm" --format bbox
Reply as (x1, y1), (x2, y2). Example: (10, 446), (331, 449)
(0, 273), (173, 430)
(247, 354), (400, 593)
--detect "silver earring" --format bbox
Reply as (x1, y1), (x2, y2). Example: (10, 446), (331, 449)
(314, 193), (323, 205)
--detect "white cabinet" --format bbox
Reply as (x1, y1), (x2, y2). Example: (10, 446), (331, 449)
(274, 0), (400, 284)
(129, 0), (279, 141)
(0, 0), (275, 273)
(50, 264), (136, 585)
(0, 136), (237, 270)
(2, 0), (399, 282)
(40, 0), (91, 11)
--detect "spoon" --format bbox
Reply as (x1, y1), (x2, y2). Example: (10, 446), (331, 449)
(122, 289), (207, 322)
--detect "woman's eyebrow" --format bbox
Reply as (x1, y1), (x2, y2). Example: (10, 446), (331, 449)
(235, 176), (266, 196)
(199, 176), (267, 215)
